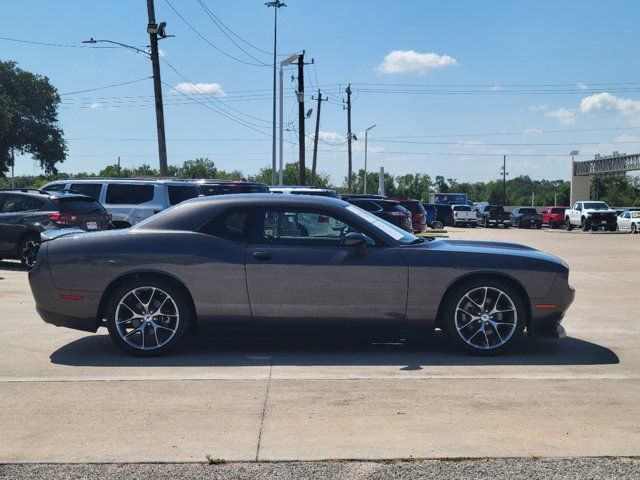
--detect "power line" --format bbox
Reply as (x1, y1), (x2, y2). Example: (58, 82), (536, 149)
(163, 0), (269, 67)
(60, 77), (152, 96)
(0, 36), (120, 48)
(368, 139), (640, 147)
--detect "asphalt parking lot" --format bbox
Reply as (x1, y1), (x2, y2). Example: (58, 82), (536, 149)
(0, 227), (639, 464)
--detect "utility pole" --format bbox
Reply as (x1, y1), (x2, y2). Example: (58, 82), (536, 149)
(297, 52), (305, 185)
(117, 156), (121, 177)
(311, 90), (327, 186)
(501, 154), (507, 205)
(346, 84), (353, 192)
(279, 53), (299, 185)
(364, 124), (377, 194)
(146, 0), (168, 177)
(11, 146), (15, 188)
(266, 0), (286, 186)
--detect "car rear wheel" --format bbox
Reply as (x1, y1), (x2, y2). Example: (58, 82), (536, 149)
(443, 279), (526, 355)
(106, 279), (191, 356)
(19, 234), (40, 270)
(632, 223), (638, 234)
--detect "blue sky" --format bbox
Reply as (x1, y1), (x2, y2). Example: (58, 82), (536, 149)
(3, 0), (640, 183)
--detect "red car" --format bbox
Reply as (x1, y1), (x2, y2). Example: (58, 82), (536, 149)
(541, 206), (568, 229)
(393, 199), (428, 233)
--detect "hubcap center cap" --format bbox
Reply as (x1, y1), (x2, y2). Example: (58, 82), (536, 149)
(143, 313), (152, 322)
(481, 314), (490, 321)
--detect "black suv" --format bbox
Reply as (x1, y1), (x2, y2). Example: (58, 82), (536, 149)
(0, 189), (111, 268)
(343, 197), (413, 232)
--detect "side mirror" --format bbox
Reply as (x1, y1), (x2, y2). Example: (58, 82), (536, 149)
(342, 231), (368, 255)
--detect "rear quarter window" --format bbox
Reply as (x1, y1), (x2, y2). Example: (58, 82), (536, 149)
(199, 210), (248, 241)
(106, 184), (155, 205)
(70, 183), (102, 200)
(55, 197), (106, 214)
(168, 185), (201, 205)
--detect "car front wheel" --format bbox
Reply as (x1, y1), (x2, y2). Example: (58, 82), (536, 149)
(443, 279), (526, 355)
(106, 279), (191, 356)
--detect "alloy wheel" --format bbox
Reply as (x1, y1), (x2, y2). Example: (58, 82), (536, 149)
(454, 286), (518, 351)
(114, 286), (180, 351)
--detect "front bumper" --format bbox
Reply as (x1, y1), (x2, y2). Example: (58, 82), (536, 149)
(528, 274), (575, 338)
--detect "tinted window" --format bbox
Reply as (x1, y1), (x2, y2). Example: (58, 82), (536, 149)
(488, 206), (505, 213)
(168, 185), (201, 205)
(435, 205), (453, 214)
(379, 201), (405, 212)
(401, 201), (427, 214)
(200, 184), (269, 196)
(53, 197), (106, 214)
(42, 183), (66, 192)
(291, 190), (340, 198)
(452, 205), (471, 211)
(106, 184), (155, 205)
(200, 210), (248, 241)
(551, 208), (565, 214)
(350, 200), (381, 212)
(0, 195), (43, 213)
(70, 183), (102, 200)
(519, 208), (537, 214)
(583, 202), (609, 210)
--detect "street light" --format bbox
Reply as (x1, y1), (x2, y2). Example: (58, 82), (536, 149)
(363, 124), (377, 194)
(279, 53), (300, 185)
(82, 38), (149, 56)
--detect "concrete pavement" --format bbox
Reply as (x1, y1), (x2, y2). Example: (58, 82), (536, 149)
(0, 227), (638, 462)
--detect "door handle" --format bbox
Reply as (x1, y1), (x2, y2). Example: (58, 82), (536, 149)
(252, 251), (273, 261)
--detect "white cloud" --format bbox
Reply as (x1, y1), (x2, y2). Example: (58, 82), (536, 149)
(576, 82), (588, 90)
(158, 49), (167, 58)
(317, 130), (346, 145)
(579, 92), (640, 116)
(175, 82), (227, 96)
(545, 108), (576, 125)
(87, 102), (103, 109)
(490, 84), (503, 91)
(377, 50), (457, 75)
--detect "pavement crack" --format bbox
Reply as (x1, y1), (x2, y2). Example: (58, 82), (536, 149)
(255, 357), (273, 461)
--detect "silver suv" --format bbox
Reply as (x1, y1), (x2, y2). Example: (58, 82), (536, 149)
(41, 179), (201, 228)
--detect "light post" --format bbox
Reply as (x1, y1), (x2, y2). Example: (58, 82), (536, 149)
(266, 1), (286, 186)
(363, 124), (377, 194)
(279, 53), (300, 185)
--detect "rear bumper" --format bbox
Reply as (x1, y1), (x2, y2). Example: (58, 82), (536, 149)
(36, 305), (100, 333)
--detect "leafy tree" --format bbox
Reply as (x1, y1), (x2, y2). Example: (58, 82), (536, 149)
(179, 158), (218, 179)
(395, 173), (432, 200)
(0, 61), (66, 175)
(349, 169), (396, 196)
(250, 162), (330, 187)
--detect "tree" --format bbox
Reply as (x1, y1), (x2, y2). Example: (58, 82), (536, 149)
(179, 158), (218, 179)
(250, 162), (330, 187)
(0, 61), (66, 175)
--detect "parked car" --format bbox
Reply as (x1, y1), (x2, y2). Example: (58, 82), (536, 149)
(422, 203), (454, 227)
(193, 179), (269, 196)
(617, 210), (640, 233)
(0, 189), (111, 268)
(344, 197), (413, 232)
(30, 193), (575, 356)
(391, 199), (427, 233)
(541, 206), (568, 229)
(421, 203), (442, 229)
(269, 186), (340, 198)
(565, 201), (618, 232)
(41, 179), (202, 229)
(477, 205), (510, 228)
(510, 207), (542, 229)
(451, 204), (477, 227)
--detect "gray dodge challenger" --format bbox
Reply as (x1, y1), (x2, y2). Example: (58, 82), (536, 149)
(29, 194), (574, 356)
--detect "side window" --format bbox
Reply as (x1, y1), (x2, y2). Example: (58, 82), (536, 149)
(254, 209), (359, 246)
(106, 184), (155, 205)
(574, 203), (581, 211)
(167, 185), (201, 205)
(70, 183), (102, 200)
(42, 183), (66, 192)
(0, 195), (24, 213)
(200, 210), (249, 241)
(354, 200), (381, 212)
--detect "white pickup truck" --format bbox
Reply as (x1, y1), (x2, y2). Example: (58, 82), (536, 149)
(565, 201), (618, 232)
(451, 204), (477, 227)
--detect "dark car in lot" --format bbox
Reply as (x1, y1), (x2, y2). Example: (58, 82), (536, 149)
(0, 189), (111, 268)
(344, 197), (413, 232)
(392, 199), (428, 234)
(193, 180), (269, 196)
(422, 203), (454, 227)
(30, 194), (575, 356)
(477, 205), (511, 228)
(510, 207), (542, 229)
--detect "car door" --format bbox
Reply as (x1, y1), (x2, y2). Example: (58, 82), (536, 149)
(618, 212), (630, 231)
(0, 194), (35, 254)
(245, 207), (408, 327)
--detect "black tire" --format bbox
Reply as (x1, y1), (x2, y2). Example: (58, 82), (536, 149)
(19, 234), (41, 270)
(106, 278), (192, 356)
(548, 220), (555, 229)
(483, 219), (489, 228)
(632, 224), (638, 234)
(581, 218), (590, 232)
(608, 224), (617, 232)
(503, 222), (509, 229)
(566, 217), (573, 231)
(442, 277), (527, 356)
(516, 219), (522, 229)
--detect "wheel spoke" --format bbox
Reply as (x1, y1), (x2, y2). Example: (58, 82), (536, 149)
(155, 323), (177, 334)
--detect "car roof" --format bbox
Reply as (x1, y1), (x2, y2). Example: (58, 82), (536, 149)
(270, 186), (336, 191)
(0, 189), (92, 201)
(45, 178), (195, 186)
(190, 193), (347, 207)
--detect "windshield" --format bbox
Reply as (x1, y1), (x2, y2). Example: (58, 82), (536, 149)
(631, 212), (640, 218)
(584, 202), (610, 210)
(519, 208), (537, 214)
(345, 204), (417, 245)
(453, 205), (471, 211)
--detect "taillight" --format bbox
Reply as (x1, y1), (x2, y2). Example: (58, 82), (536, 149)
(47, 212), (77, 225)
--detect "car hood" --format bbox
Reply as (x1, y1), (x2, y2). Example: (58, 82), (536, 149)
(584, 208), (616, 214)
(417, 238), (567, 267)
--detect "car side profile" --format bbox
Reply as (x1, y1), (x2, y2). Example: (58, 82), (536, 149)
(541, 207), (568, 229)
(30, 194), (574, 357)
(617, 210), (640, 233)
(41, 179), (202, 229)
(0, 189), (111, 268)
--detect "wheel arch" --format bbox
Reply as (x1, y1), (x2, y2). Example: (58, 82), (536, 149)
(97, 270), (198, 331)
(435, 272), (532, 333)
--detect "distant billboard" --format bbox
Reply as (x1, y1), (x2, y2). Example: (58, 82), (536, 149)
(429, 193), (468, 205)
